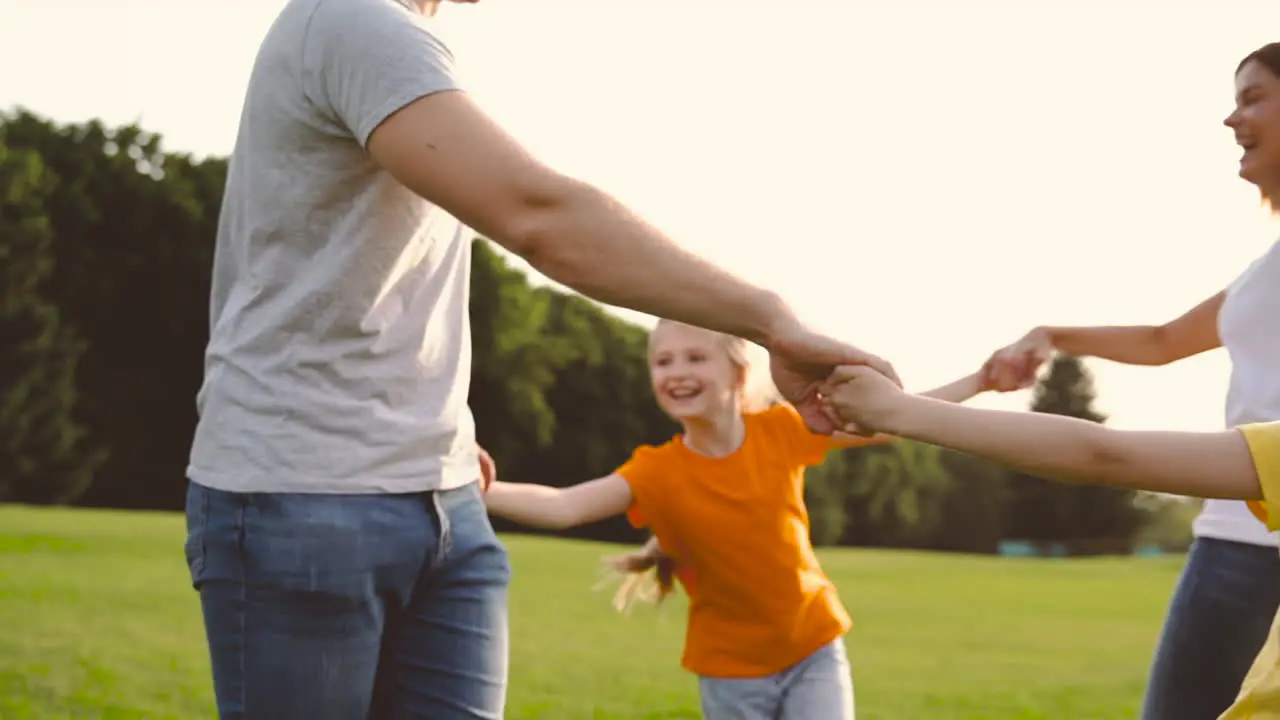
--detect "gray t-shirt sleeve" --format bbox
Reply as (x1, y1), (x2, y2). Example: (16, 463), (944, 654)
(303, 0), (462, 147)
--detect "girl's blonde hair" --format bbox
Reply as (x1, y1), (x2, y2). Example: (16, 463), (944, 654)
(647, 319), (781, 413)
(597, 536), (679, 615)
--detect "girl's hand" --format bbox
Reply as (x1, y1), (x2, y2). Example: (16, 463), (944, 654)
(596, 541), (678, 613)
(603, 551), (651, 574)
(477, 445), (497, 492)
(820, 364), (907, 435)
(602, 541), (665, 574)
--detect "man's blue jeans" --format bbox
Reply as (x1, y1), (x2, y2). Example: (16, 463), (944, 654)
(184, 479), (511, 719)
(1141, 537), (1280, 720)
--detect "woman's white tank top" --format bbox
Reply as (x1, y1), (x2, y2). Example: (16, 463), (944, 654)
(1195, 238), (1280, 547)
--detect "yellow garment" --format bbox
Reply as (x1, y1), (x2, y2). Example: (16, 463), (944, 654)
(1219, 422), (1280, 719)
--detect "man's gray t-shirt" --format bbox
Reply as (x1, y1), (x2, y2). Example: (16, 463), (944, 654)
(188, 0), (480, 494)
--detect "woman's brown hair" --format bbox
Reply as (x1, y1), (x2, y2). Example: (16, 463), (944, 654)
(1237, 44), (1280, 210)
(1238, 43), (1280, 78)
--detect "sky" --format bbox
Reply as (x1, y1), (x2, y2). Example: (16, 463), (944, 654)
(3, 0), (1280, 431)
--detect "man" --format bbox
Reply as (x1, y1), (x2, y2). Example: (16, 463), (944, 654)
(185, 0), (896, 717)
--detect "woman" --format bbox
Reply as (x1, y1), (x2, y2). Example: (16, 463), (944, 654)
(982, 42), (1280, 720)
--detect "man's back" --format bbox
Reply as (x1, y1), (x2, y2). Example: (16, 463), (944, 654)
(189, 0), (480, 494)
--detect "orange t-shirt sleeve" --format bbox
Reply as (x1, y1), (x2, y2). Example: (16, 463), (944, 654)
(615, 445), (667, 528)
(768, 404), (836, 466)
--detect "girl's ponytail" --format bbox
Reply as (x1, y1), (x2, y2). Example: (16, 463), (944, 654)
(598, 536), (679, 614)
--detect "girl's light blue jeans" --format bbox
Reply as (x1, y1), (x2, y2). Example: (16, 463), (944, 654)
(698, 639), (855, 720)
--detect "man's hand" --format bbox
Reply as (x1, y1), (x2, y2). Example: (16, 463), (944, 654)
(765, 318), (901, 435)
(477, 445), (497, 492)
(819, 364), (908, 436)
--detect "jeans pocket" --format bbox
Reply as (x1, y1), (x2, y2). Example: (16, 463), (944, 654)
(184, 480), (209, 587)
(440, 483), (512, 586)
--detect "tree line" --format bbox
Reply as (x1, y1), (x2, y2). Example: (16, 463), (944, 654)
(0, 109), (1194, 553)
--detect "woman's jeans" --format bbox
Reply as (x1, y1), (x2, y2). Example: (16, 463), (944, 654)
(184, 479), (511, 720)
(1141, 537), (1280, 720)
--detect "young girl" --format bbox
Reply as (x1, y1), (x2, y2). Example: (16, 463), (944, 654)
(818, 363), (1280, 719)
(483, 319), (1011, 719)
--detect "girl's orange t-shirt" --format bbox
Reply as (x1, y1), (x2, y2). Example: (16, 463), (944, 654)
(615, 404), (852, 679)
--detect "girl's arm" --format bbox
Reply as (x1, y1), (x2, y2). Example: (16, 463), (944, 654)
(484, 474), (633, 530)
(918, 371), (986, 404)
(824, 366), (1261, 499)
(887, 397), (1258, 498)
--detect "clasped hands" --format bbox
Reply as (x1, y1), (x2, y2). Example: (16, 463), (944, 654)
(816, 328), (1052, 436)
(476, 325), (1055, 482)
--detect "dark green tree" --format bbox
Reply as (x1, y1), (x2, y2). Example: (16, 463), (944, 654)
(926, 449), (1010, 554)
(805, 449), (858, 547)
(2, 109), (223, 509)
(0, 140), (103, 503)
(469, 239), (579, 471)
(1004, 355), (1144, 549)
(830, 441), (955, 549)
(853, 439), (952, 547)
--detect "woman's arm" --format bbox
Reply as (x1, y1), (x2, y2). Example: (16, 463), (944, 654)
(985, 291), (1226, 389)
(484, 474), (633, 530)
(1043, 289), (1225, 365)
(1044, 288), (1223, 361)
(823, 366), (1261, 500)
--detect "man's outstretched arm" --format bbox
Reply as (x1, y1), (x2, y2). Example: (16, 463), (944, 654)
(367, 90), (793, 350)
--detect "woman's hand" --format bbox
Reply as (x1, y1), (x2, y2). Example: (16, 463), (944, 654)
(980, 327), (1053, 392)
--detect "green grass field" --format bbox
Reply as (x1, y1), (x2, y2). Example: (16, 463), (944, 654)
(0, 505), (1186, 719)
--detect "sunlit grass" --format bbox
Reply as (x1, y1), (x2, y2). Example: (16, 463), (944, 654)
(0, 505), (1181, 719)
